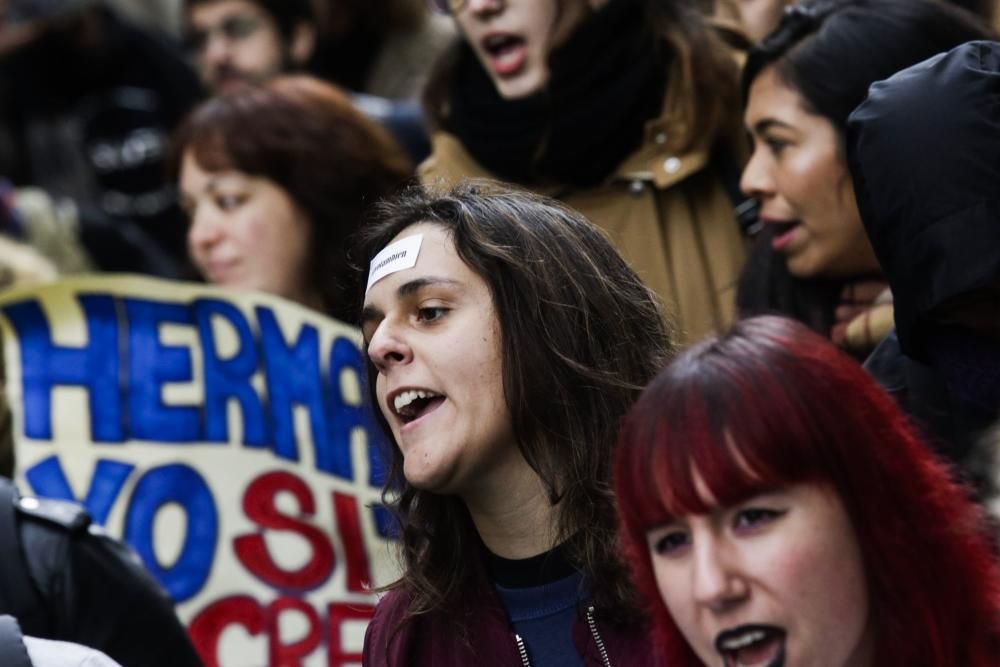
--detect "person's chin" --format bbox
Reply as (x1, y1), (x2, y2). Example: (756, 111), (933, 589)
(784, 248), (825, 280)
(491, 68), (548, 100)
(404, 467), (454, 494)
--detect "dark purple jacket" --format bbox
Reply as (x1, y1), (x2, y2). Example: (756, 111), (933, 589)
(362, 580), (656, 666)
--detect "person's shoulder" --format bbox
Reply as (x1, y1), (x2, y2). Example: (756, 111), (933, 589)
(370, 589), (413, 631)
(12, 487), (157, 599)
(418, 132), (496, 185)
(363, 588), (414, 664)
(14, 494), (91, 534)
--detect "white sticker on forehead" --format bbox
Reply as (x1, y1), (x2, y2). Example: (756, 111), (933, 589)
(366, 234), (423, 293)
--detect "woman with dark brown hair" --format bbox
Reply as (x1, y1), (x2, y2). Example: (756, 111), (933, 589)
(359, 181), (673, 664)
(418, 0), (749, 345)
(171, 75), (413, 321)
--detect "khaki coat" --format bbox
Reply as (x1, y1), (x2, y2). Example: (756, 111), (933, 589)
(419, 69), (748, 346)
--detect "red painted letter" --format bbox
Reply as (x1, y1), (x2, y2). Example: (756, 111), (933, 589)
(268, 597), (322, 667)
(333, 493), (372, 593)
(189, 595), (265, 667)
(235, 471), (335, 590)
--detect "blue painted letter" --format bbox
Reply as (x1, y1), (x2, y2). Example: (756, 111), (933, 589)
(2, 296), (122, 441)
(125, 298), (200, 442)
(124, 464), (217, 602)
(327, 337), (386, 484)
(193, 298), (266, 445)
(257, 307), (328, 465)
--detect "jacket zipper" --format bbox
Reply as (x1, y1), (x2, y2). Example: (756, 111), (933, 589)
(514, 633), (532, 667)
(510, 608), (612, 667)
(586, 606), (612, 667)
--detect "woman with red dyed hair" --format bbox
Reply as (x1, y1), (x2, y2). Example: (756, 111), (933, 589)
(614, 315), (1000, 666)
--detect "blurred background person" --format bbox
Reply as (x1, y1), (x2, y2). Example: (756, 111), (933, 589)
(0, 0), (204, 278)
(730, 0), (791, 43)
(171, 75), (413, 322)
(184, 0), (315, 94)
(729, 0), (996, 46)
(183, 0), (433, 160)
(310, 0), (454, 101)
(615, 316), (1000, 667)
(736, 0), (993, 358)
(848, 40), (1000, 481)
(419, 0), (749, 345)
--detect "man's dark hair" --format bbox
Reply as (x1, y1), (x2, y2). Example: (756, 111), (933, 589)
(185, 0), (315, 39)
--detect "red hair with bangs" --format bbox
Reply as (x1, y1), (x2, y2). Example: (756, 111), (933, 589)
(614, 316), (1000, 666)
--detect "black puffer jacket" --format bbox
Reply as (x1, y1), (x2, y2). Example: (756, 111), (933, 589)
(0, 479), (202, 667)
(847, 40), (1000, 468)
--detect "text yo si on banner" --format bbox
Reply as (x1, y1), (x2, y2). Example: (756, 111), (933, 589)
(0, 275), (400, 667)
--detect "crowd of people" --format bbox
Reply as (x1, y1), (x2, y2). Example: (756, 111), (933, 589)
(0, 0), (998, 664)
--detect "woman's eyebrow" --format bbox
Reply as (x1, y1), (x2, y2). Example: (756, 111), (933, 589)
(360, 277), (463, 327)
(396, 276), (463, 298)
(751, 118), (794, 135)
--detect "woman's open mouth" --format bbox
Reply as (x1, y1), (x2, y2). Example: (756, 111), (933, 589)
(767, 221), (800, 253)
(481, 33), (528, 76)
(392, 389), (446, 426)
(715, 625), (786, 667)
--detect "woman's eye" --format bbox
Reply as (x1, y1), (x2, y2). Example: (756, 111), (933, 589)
(416, 306), (448, 323)
(215, 194), (247, 211)
(650, 530), (690, 556)
(764, 137), (788, 156)
(734, 507), (784, 531)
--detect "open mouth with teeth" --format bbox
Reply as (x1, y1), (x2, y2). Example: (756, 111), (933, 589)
(481, 33), (528, 76)
(392, 389), (445, 425)
(715, 625), (786, 667)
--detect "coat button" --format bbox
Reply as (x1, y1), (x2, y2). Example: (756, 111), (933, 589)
(654, 132), (668, 145)
(628, 179), (645, 196)
(663, 157), (681, 174)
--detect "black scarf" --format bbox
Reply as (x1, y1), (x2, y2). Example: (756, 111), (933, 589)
(447, 0), (666, 188)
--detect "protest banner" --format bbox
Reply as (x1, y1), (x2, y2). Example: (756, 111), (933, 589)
(0, 275), (397, 667)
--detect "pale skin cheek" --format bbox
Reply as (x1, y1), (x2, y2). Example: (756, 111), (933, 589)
(767, 540), (845, 620)
(655, 573), (698, 642)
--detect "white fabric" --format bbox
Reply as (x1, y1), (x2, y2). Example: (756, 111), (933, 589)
(23, 637), (122, 667)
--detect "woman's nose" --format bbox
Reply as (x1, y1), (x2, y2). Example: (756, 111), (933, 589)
(201, 31), (233, 68)
(691, 537), (749, 614)
(187, 206), (223, 249)
(740, 148), (774, 202)
(367, 322), (413, 373)
(465, 0), (504, 16)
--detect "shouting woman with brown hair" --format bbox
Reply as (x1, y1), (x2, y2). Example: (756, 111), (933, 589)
(359, 181), (673, 665)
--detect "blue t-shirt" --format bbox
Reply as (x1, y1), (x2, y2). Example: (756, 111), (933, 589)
(489, 545), (586, 667)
